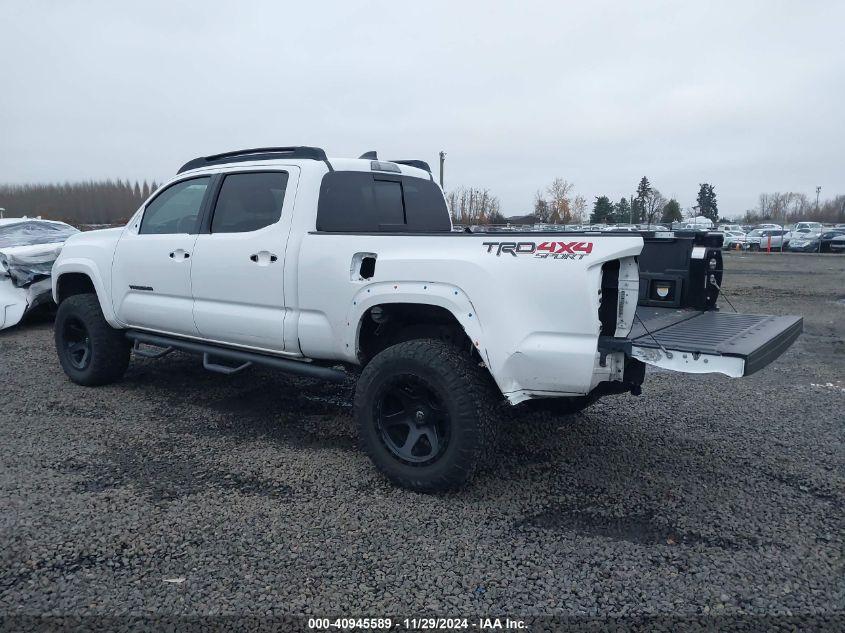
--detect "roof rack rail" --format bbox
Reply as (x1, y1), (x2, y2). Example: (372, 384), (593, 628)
(390, 159), (431, 172)
(177, 146), (330, 174)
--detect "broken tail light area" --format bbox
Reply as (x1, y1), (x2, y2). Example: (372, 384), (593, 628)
(599, 256), (638, 338)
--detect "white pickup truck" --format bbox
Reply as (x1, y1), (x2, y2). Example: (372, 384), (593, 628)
(51, 147), (802, 491)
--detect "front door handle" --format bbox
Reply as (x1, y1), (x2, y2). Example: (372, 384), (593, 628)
(249, 251), (278, 266)
(169, 249), (190, 260)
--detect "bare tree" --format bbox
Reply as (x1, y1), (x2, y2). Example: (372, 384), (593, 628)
(534, 190), (550, 222)
(445, 186), (502, 225)
(645, 189), (667, 226)
(748, 191), (844, 224)
(571, 195), (587, 224)
(547, 178), (574, 224)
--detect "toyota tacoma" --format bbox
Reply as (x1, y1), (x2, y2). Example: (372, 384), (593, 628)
(51, 147), (803, 491)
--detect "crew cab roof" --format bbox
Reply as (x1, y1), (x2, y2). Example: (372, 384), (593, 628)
(177, 146), (433, 182)
(179, 157), (431, 181)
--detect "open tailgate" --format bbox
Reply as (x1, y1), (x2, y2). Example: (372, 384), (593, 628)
(628, 306), (803, 377)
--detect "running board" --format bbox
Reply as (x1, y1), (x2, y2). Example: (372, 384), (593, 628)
(125, 331), (348, 383)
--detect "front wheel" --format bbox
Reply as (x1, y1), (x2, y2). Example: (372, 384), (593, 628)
(55, 294), (130, 386)
(354, 339), (498, 492)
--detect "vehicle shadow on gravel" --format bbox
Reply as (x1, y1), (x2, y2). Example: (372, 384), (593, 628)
(120, 352), (357, 451)
(107, 352), (841, 557)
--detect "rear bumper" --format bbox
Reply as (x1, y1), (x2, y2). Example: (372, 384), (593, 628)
(601, 307), (803, 377)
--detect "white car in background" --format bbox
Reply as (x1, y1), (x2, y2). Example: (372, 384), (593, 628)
(0, 218), (79, 329)
(722, 230), (747, 250)
(793, 221), (824, 233)
(745, 228), (787, 251)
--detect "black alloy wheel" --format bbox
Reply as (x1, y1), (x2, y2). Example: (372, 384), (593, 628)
(54, 293), (131, 386)
(354, 339), (499, 492)
(374, 375), (451, 465)
(62, 316), (92, 370)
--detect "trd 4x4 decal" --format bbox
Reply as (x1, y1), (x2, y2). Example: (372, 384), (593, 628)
(482, 241), (594, 259)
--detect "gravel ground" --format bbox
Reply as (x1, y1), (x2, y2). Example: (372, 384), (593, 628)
(0, 252), (842, 626)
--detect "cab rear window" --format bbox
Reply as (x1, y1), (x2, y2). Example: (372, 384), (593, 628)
(316, 171), (450, 232)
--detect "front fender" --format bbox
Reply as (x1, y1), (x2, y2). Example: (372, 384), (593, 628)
(52, 258), (122, 328)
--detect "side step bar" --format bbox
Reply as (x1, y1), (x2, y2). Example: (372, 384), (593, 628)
(125, 331), (348, 383)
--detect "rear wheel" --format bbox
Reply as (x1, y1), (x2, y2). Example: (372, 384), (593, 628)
(354, 339), (498, 492)
(55, 294), (130, 386)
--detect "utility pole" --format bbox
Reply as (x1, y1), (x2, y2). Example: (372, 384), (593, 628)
(439, 151), (446, 190)
(815, 186), (821, 212)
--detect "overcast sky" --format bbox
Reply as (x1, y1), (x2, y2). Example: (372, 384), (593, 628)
(2, 0), (843, 217)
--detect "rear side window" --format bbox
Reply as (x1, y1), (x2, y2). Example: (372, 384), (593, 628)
(317, 171), (450, 232)
(211, 171), (289, 234)
(140, 177), (210, 235)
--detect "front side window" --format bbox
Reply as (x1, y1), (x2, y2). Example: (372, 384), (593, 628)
(210, 171), (289, 234)
(140, 177), (210, 235)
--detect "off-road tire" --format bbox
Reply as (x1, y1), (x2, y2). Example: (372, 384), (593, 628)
(354, 339), (498, 492)
(54, 294), (130, 386)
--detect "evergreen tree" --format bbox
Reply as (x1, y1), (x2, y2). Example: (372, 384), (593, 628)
(590, 196), (615, 224)
(697, 183), (718, 222)
(661, 198), (683, 223)
(635, 177), (652, 223)
(615, 197), (630, 223)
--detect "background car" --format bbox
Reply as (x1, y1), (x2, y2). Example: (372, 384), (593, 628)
(829, 234), (845, 252)
(0, 218), (79, 329)
(793, 221), (824, 233)
(787, 233), (821, 252)
(722, 230), (747, 250)
(783, 227), (818, 247)
(745, 228), (787, 250)
(813, 229), (845, 252)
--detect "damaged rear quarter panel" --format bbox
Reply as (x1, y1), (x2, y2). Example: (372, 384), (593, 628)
(296, 232), (643, 398)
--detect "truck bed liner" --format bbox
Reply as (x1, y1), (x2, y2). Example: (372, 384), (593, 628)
(631, 307), (803, 375)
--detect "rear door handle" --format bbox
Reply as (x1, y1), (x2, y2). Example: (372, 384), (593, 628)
(169, 249), (190, 260)
(250, 251), (277, 265)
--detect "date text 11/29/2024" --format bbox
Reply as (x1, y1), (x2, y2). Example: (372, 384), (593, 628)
(307, 617), (527, 630)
